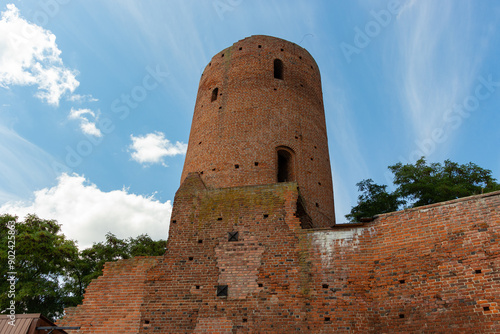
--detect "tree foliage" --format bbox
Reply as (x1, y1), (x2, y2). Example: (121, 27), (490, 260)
(345, 179), (404, 223)
(0, 214), (166, 321)
(390, 158), (500, 206)
(347, 157), (500, 222)
(0, 214), (78, 320)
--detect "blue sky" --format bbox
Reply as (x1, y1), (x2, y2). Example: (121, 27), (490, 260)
(1, 0), (499, 248)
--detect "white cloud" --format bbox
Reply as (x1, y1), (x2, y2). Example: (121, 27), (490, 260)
(69, 108), (102, 137)
(67, 93), (98, 103)
(0, 4), (79, 105)
(69, 108), (96, 119)
(129, 132), (187, 166)
(79, 119), (102, 137)
(0, 173), (172, 249)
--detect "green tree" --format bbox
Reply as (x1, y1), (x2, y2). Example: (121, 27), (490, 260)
(1, 214), (167, 317)
(345, 179), (404, 223)
(390, 157), (500, 206)
(0, 214), (79, 320)
(346, 157), (500, 222)
(129, 234), (167, 257)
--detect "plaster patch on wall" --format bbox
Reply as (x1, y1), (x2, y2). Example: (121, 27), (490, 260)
(311, 227), (369, 266)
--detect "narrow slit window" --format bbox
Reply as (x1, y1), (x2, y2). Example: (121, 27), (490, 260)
(277, 148), (294, 182)
(274, 59), (283, 80)
(211, 87), (218, 102)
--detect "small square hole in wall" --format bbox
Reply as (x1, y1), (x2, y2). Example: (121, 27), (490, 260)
(217, 285), (228, 297)
(399, 279), (405, 284)
(235, 164), (239, 169)
(258, 45), (262, 48)
(475, 269), (482, 274)
(254, 162), (259, 166)
(195, 285), (200, 289)
(221, 53), (224, 57)
(228, 231), (239, 242)
(263, 214), (269, 218)
(258, 283), (263, 287)
(324, 317), (330, 322)
(217, 217), (223, 221)
(212, 168), (216, 171)
(243, 318), (247, 323)
(322, 284), (329, 289)
(189, 257), (194, 261)
(318, 182), (322, 185)
(399, 314), (405, 319)
(316, 203), (319, 207)
(198, 239), (203, 244)
(239, 47), (242, 50)
(172, 220), (177, 224)
(484, 306), (490, 311)
(144, 319), (150, 324)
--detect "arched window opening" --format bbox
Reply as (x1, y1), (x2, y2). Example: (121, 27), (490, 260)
(274, 59), (283, 80)
(277, 148), (294, 182)
(211, 87), (218, 102)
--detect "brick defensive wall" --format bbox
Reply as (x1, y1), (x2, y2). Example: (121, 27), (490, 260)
(58, 36), (500, 333)
(59, 180), (500, 332)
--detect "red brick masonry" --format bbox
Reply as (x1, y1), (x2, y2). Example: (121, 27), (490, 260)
(181, 35), (335, 227)
(58, 36), (500, 333)
(59, 180), (500, 333)
(60, 256), (161, 333)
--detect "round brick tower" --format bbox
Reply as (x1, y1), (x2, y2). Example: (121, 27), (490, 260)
(181, 35), (335, 227)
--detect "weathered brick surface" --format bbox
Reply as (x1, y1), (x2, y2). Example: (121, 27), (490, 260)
(58, 36), (500, 333)
(307, 191), (500, 333)
(60, 186), (500, 333)
(58, 256), (161, 333)
(139, 175), (311, 333)
(181, 35), (335, 228)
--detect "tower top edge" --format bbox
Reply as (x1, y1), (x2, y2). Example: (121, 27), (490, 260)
(202, 35), (318, 73)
